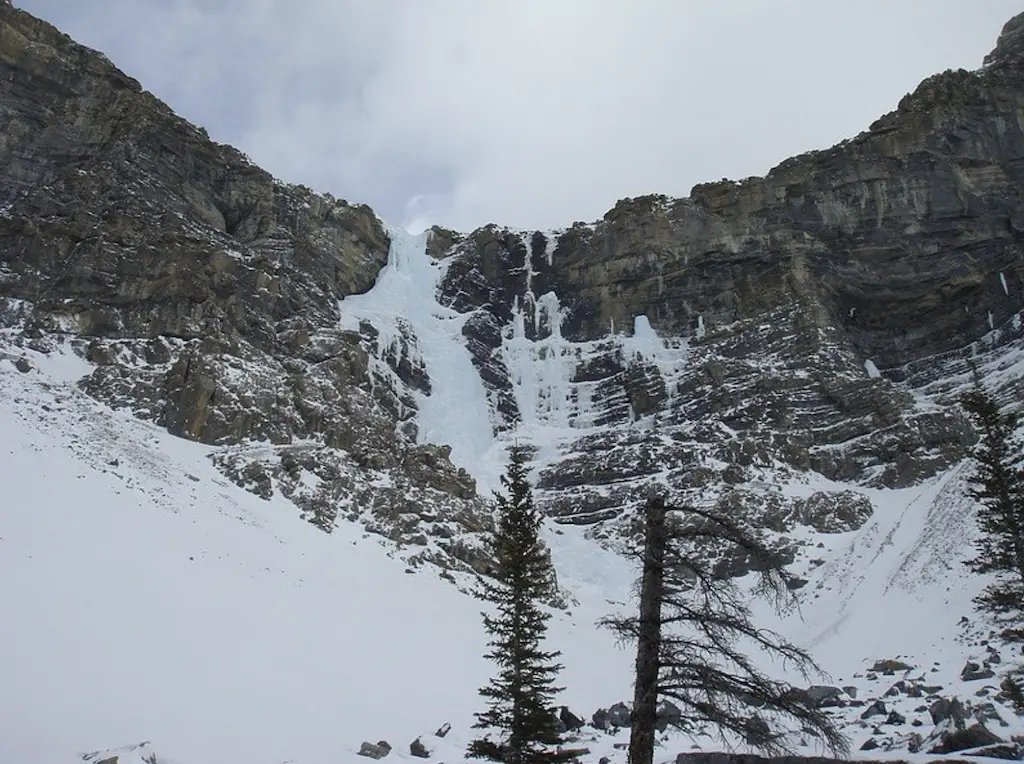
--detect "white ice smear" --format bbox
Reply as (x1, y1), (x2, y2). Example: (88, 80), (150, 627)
(864, 358), (881, 378)
(1000, 271), (1009, 295)
(339, 227), (497, 480)
(504, 290), (577, 430)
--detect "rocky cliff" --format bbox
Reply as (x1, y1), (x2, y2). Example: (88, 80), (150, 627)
(2, 3), (1024, 577)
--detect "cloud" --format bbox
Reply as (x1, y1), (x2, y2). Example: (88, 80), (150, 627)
(15, 0), (1024, 231)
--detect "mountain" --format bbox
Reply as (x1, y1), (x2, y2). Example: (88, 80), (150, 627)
(2, 3), (1024, 762)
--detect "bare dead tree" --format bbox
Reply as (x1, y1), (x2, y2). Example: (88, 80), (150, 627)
(602, 497), (848, 764)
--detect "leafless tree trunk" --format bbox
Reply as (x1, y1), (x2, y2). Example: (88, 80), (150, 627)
(629, 496), (667, 764)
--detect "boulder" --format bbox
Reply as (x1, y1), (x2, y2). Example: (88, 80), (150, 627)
(962, 660), (996, 681)
(796, 491), (874, 533)
(559, 705), (585, 732)
(860, 700), (888, 719)
(929, 721), (1004, 753)
(929, 697), (968, 725)
(607, 701), (631, 728)
(409, 737), (430, 759)
(656, 700), (683, 732)
(886, 710), (906, 725)
(806, 685), (842, 708)
(357, 741), (392, 759)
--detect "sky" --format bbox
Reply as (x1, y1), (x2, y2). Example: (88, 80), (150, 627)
(15, 1), (1022, 232)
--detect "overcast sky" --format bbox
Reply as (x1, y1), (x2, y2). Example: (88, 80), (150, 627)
(15, 1), (1022, 232)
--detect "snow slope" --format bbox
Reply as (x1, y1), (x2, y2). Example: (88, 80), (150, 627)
(0, 335), (1018, 763)
(0, 343), (632, 763)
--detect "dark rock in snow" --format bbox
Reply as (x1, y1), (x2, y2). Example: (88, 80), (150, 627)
(591, 707), (609, 731)
(974, 701), (1008, 727)
(607, 701), (631, 728)
(559, 705), (585, 732)
(357, 741), (392, 759)
(435, 722), (451, 738)
(409, 737), (430, 759)
(806, 685), (843, 708)
(970, 743), (1023, 759)
(963, 660), (997, 681)
(656, 700), (683, 731)
(929, 697), (968, 725)
(886, 710), (906, 725)
(929, 721), (1004, 753)
(860, 700), (888, 719)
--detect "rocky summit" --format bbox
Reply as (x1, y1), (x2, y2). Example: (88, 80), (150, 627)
(1, 0), (1023, 586)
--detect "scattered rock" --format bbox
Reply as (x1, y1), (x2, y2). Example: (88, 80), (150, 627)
(409, 737), (430, 759)
(557, 747), (591, 759)
(591, 707), (609, 731)
(907, 731), (923, 752)
(559, 705), (585, 733)
(656, 700), (683, 732)
(929, 721), (1004, 753)
(860, 700), (888, 719)
(357, 740), (392, 759)
(886, 710), (906, 725)
(860, 738), (880, 751)
(607, 701), (631, 728)
(14, 357), (31, 373)
(962, 660), (996, 681)
(806, 685), (843, 708)
(871, 659), (913, 674)
(435, 722), (451, 738)
(929, 697), (968, 725)
(796, 491), (874, 533)
(975, 701), (1008, 727)
(970, 743), (1022, 759)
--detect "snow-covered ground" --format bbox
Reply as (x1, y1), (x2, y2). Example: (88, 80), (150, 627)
(0, 342), (634, 764)
(3, 338), (1019, 764)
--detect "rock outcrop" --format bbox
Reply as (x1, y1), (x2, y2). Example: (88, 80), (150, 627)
(0, 2), (492, 571)
(2, 3), (1024, 575)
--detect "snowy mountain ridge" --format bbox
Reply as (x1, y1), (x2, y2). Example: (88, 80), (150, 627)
(3, 2), (1024, 762)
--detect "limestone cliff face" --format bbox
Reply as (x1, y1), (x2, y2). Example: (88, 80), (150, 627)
(431, 14), (1024, 546)
(444, 47), (1024, 367)
(0, 2), (490, 574)
(0, 3), (388, 343)
(2, 2), (1024, 573)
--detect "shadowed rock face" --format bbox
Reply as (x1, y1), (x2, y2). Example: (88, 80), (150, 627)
(0, 4), (389, 345)
(0, 2), (492, 570)
(2, 2), (1024, 570)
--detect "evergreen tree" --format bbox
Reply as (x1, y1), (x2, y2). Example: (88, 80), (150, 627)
(961, 384), (1024, 643)
(603, 497), (847, 764)
(468, 445), (569, 764)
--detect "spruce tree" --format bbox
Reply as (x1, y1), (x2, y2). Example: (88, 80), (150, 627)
(468, 445), (569, 764)
(961, 385), (1024, 643)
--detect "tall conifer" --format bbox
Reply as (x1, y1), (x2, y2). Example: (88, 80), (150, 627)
(468, 445), (569, 764)
(962, 385), (1024, 642)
